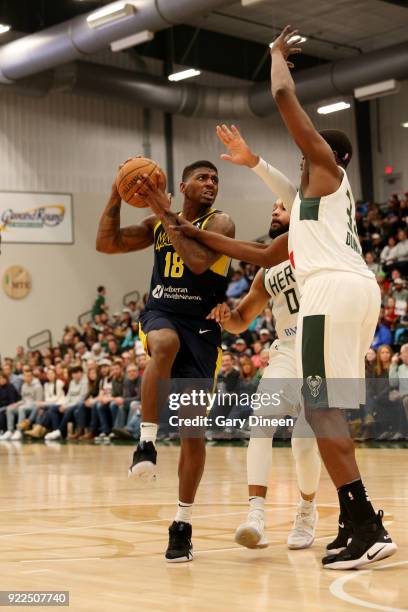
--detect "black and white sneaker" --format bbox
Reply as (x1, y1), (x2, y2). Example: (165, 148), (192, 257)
(128, 441), (157, 481)
(165, 521), (193, 563)
(322, 510), (397, 570)
(326, 516), (353, 555)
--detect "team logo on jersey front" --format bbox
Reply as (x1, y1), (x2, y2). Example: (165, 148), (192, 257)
(152, 285), (164, 299)
(306, 375), (323, 398)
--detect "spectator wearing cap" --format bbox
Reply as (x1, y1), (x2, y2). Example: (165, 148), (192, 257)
(226, 270), (249, 299)
(232, 338), (249, 356)
(84, 342), (107, 364)
(259, 328), (272, 349)
(392, 278), (408, 318)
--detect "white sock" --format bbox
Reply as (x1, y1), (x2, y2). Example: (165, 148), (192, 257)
(175, 501), (193, 524)
(299, 498), (316, 512)
(140, 422), (157, 445)
(249, 496), (265, 520)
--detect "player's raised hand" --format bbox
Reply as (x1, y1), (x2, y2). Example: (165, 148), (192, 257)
(270, 25), (303, 69)
(206, 302), (231, 324)
(216, 124), (259, 168)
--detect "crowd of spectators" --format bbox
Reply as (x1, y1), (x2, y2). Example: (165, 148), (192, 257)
(0, 192), (407, 443)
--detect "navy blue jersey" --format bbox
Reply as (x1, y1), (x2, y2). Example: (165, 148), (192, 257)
(145, 208), (231, 318)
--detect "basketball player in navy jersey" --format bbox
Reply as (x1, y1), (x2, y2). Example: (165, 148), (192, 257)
(96, 161), (234, 562)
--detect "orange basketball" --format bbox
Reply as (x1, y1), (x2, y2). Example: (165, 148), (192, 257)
(116, 157), (167, 208)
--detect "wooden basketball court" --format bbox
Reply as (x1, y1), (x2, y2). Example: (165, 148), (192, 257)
(0, 442), (407, 611)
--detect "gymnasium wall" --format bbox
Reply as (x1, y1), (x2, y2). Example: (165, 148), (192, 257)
(0, 67), (360, 355)
(370, 79), (408, 201)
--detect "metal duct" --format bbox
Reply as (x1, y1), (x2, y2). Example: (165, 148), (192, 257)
(1, 42), (408, 120)
(0, 0), (234, 83)
(249, 41), (408, 116)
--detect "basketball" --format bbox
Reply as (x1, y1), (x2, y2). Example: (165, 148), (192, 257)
(116, 157), (167, 208)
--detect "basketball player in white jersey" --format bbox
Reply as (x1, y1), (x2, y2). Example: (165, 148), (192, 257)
(168, 26), (397, 570)
(208, 201), (321, 550)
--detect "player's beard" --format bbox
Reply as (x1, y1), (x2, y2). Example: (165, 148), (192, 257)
(269, 223), (289, 239)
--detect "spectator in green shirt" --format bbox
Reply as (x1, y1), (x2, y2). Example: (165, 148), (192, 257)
(92, 286), (107, 319)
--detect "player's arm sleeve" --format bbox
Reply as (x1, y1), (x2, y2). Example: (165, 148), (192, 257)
(251, 158), (297, 213)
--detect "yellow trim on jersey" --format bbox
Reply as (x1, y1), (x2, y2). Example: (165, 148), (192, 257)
(153, 220), (162, 234)
(138, 323), (149, 357)
(207, 346), (223, 414)
(200, 210), (231, 277)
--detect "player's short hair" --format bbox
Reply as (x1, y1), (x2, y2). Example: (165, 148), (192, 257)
(97, 285), (105, 293)
(319, 129), (353, 168)
(182, 160), (218, 182)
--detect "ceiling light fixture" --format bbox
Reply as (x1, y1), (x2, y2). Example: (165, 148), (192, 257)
(317, 101), (351, 115)
(87, 2), (136, 29)
(401, 122), (408, 128)
(168, 69), (201, 82)
(111, 30), (154, 52)
(354, 79), (400, 101)
(0, 24), (11, 35)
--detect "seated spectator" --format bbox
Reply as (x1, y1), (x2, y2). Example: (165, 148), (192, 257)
(98, 361), (124, 436)
(251, 341), (263, 369)
(112, 364), (143, 440)
(44, 366), (89, 441)
(107, 338), (121, 359)
(380, 236), (399, 272)
(77, 366), (100, 440)
(84, 342), (107, 364)
(384, 297), (398, 328)
(239, 356), (259, 393)
(87, 361), (113, 440)
(365, 251), (381, 276)
(0, 372), (21, 433)
(0, 369), (43, 441)
(136, 353), (147, 376)
(394, 229), (408, 275)
(256, 307), (275, 337)
(2, 362), (23, 393)
(257, 349), (270, 378)
(372, 312), (392, 349)
(259, 328), (273, 349)
(24, 367), (66, 438)
(121, 321), (139, 350)
(373, 345), (403, 440)
(226, 270), (249, 299)
(392, 278), (408, 318)
(389, 343), (408, 436)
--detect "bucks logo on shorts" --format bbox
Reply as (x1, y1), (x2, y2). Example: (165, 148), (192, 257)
(306, 375), (323, 398)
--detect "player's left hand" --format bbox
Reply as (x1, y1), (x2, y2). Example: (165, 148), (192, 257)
(138, 172), (172, 216)
(169, 216), (200, 238)
(270, 25), (303, 68)
(206, 302), (231, 324)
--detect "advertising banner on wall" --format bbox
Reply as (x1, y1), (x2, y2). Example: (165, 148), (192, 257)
(0, 192), (73, 244)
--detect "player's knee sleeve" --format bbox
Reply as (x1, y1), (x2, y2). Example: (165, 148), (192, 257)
(291, 436), (321, 496)
(247, 425), (275, 487)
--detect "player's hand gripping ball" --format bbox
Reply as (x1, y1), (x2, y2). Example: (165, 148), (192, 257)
(116, 157), (167, 208)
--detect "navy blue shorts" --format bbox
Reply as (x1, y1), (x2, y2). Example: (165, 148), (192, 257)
(139, 309), (222, 380)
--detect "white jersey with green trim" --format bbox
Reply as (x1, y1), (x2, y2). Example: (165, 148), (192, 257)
(288, 167), (374, 289)
(263, 260), (299, 341)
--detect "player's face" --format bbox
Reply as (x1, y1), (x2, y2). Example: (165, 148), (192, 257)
(181, 168), (219, 206)
(269, 201), (290, 238)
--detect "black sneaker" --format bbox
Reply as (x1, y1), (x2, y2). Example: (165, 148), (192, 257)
(322, 510), (397, 570)
(326, 515), (353, 555)
(128, 441), (157, 480)
(165, 521), (193, 563)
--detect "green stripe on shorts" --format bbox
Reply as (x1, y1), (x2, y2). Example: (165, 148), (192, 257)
(302, 314), (328, 408)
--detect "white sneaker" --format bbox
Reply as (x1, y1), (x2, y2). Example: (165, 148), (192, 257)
(287, 501), (318, 549)
(0, 431), (12, 441)
(10, 430), (22, 441)
(235, 512), (269, 549)
(44, 430), (62, 441)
